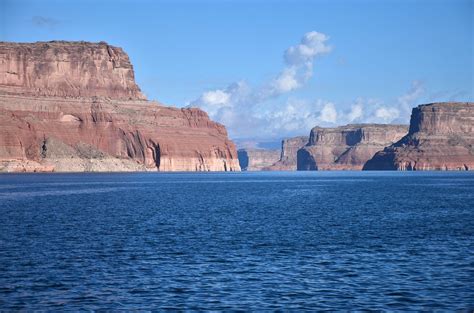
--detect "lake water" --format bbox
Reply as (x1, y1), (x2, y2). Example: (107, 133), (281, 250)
(0, 172), (473, 310)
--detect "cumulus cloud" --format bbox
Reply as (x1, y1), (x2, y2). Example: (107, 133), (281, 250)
(307, 81), (426, 127)
(319, 102), (338, 123)
(284, 31), (332, 65)
(344, 81), (425, 125)
(189, 31), (332, 140)
(189, 31), (429, 143)
(346, 101), (364, 122)
(365, 80), (424, 124)
(397, 80), (424, 116)
(261, 31), (331, 97)
(270, 67), (300, 93)
(374, 107), (400, 122)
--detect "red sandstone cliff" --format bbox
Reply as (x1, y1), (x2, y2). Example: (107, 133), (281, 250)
(363, 102), (474, 170)
(297, 124), (408, 170)
(265, 136), (308, 170)
(237, 148), (280, 171)
(0, 41), (145, 100)
(0, 41), (240, 172)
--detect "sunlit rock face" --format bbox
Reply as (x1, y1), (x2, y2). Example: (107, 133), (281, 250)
(364, 102), (474, 171)
(297, 124), (408, 170)
(0, 41), (240, 172)
(0, 41), (146, 100)
(238, 149), (280, 171)
(265, 136), (308, 171)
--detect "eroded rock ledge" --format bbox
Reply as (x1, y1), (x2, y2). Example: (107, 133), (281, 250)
(237, 148), (280, 171)
(0, 41), (145, 100)
(0, 41), (240, 172)
(297, 124), (408, 170)
(0, 95), (240, 172)
(265, 136), (308, 171)
(363, 102), (474, 170)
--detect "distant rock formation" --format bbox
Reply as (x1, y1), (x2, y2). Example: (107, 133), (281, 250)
(364, 102), (474, 170)
(265, 136), (308, 170)
(297, 124), (408, 170)
(0, 41), (240, 172)
(238, 148), (280, 171)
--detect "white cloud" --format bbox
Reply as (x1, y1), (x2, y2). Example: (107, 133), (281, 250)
(189, 31), (332, 140)
(262, 31), (331, 97)
(284, 31), (332, 65)
(374, 107), (400, 122)
(346, 102), (364, 122)
(189, 30), (428, 142)
(196, 80), (426, 141)
(397, 80), (424, 117)
(319, 102), (338, 123)
(271, 67), (300, 93)
(201, 90), (230, 106)
(195, 90), (231, 116)
(347, 82), (425, 124)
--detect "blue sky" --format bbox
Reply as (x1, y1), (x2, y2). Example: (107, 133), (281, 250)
(2, 0), (472, 143)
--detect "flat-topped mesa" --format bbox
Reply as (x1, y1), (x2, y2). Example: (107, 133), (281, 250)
(265, 136), (308, 170)
(297, 124), (408, 170)
(364, 102), (474, 170)
(0, 41), (146, 99)
(408, 102), (473, 134)
(0, 41), (240, 172)
(238, 148), (280, 171)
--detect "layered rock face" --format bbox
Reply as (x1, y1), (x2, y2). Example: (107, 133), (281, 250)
(237, 148), (280, 171)
(0, 41), (240, 172)
(0, 41), (145, 99)
(266, 136), (308, 170)
(364, 102), (474, 170)
(297, 124), (408, 170)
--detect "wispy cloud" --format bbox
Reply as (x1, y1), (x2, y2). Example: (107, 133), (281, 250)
(189, 31), (440, 142)
(340, 81), (425, 125)
(31, 16), (59, 30)
(397, 80), (425, 116)
(264, 31), (332, 97)
(189, 31), (332, 140)
(428, 89), (471, 102)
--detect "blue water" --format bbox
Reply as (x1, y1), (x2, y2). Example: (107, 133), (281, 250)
(0, 172), (473, 310)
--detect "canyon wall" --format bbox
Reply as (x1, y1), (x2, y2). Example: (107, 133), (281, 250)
(265, 136), (308, 170)
(0, 41), (240, 172)
(237, 148), (280, 171)
(297, 124), (408, 170)
(364, 102), (474, 170)
(0, 41), (145, 100)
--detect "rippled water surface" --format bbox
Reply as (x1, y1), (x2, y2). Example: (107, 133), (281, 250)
(1, 172), (473, 310)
